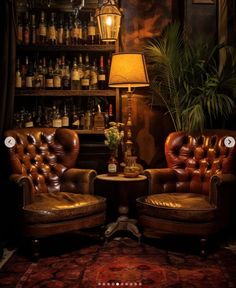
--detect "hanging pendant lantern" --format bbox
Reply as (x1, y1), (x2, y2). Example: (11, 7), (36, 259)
(96, 0), (122, 42)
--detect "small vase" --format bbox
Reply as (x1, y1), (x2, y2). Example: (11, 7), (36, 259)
(107, 150), (118, 176)
(124, 156), (140, 178)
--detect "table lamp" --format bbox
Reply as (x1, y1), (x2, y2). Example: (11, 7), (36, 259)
(108, 52), (150, 160)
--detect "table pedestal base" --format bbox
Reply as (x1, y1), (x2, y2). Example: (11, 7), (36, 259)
(105, 215), (141, 242)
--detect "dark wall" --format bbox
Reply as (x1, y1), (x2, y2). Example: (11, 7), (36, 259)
(184, 0), (217, 43)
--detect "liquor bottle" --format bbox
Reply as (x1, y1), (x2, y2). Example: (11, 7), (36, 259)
(31, 14), (36, 44)
(108, 103), (114, 122)
(78, 53), (84, 81)
(21, 56), (29, 88)
(17, 14), (23, 44)
(25, 60), (34, 88)
(108, 153), (118, 175)
(62, 104), (69, 127)
(81, 54), (90, 90)
(88, 15), (96, 44)
(64, 18), (70, 46)
(36, 59), (45, 88)
(94, 104), (105, 131)
(95, 18), (101, 44)
(52, 106), (62, 128)
(42, 57), (48, 87)
(71, 14), (82, 45)
(23, 11), (30, 45)
(39, 11), (47, 44)
(62, 59), (71, 90)
(84, 110), (92, 130)
(57, 14), (64, 45)
(45, 60), (54, 89)
(90, 59), (98, 90)
(71, 57), (81, 90)
(71, 106), (80, 129)
(107, 55), (111, 81)
(48, 12), (57, 45)
(15, 58), (22, 88)
(53, 58), (62, 89)
(25, 112), (34, 127)
(35, 105), (42, 127)
(98, 55), (107, 89)
(33, 59), (43, 89)
(82, 21), (88, 45)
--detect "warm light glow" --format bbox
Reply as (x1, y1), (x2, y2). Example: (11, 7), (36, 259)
(109, 53), (150, 88)
(108, 52), (150, 160)
(106, 16), (113, 26)
(96, 0), (122, 42)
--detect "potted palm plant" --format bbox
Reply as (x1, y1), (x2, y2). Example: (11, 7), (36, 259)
(143, 22), (236, 132)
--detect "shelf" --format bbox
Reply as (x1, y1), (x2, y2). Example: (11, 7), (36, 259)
(75, 129), (105, 135)
(17, 44), (116, 53)
(15, 89), (116, 97)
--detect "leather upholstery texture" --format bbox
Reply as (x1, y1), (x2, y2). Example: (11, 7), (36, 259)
(137, 130), (236, 241)
(4, 128), (106, 242)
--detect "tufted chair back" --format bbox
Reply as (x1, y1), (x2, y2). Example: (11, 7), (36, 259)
(4, 128), (79, 195)
(164, 130), (236, 196)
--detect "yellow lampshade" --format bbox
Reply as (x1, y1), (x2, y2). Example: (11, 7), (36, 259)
(108, 53), (150, 90)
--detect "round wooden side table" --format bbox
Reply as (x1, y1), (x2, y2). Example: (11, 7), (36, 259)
(96, 173), (147, 242)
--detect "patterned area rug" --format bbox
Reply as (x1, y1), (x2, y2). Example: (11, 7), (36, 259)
(0, 236), (236, 288)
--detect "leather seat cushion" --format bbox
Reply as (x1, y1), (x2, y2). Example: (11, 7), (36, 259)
(137, 193), (217, 222)
(23, 192), (106, 224)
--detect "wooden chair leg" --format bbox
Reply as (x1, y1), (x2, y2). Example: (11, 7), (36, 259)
(31, 239), (40, 262)
(200, 238), (207, 259)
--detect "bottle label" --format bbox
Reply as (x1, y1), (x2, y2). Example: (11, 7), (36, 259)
(81, 78), (89, 86)
(52, 119), (62, 128)
(62, 116), (69, 127)
(26, 76), (33, 88)
(46, 79), (53, 88)
(108, 163), (117, 173)
(58, 29), (63, 44)
(24, 30), (30, 45)
(25, 121), (33, 128)
(71, 70), (80, 80)
(88, 26), (96, 36)
(90, 71), (98, 85)
(53, 75), (61, 87)
(17, 27), (23, 42)
(98, 74), (106, 81)
(39, 24), (47, 36)
(16, 75), (22, 88)
(49, 26), (56, 40)
(72, 119), (80, 127)
(78, 27), (82, 39)
(78, 68), (84, 79)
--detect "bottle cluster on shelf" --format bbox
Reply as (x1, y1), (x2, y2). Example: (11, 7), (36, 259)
(17, 9), (103, 46)
(16, 54), (110, 90)
(13, 100), (115, 131)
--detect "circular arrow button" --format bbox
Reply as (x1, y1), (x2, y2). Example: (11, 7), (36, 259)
(4, 136), (16, 148)
(224, 136), (235, 148)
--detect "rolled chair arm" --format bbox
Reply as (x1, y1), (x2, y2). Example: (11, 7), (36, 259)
(144, 168), (176, 195)
(210, 173), (236, 206)
(61, 168), (97, 195)
(9, 174), (34, 206)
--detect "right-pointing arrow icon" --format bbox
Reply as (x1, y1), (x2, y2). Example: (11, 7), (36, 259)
(224, 136), (235, 148)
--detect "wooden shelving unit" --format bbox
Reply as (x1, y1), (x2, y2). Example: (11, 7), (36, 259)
(15, 89), (116, 97)
(17, 44), (116, 53)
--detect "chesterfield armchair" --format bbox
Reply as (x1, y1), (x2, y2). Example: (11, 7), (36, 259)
(4, 128), (106, 259)
(137, 130), (236, 256)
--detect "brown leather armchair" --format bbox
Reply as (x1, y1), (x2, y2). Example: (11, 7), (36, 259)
(137, 130), (236, 256)
(4, 128), (106, 259)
